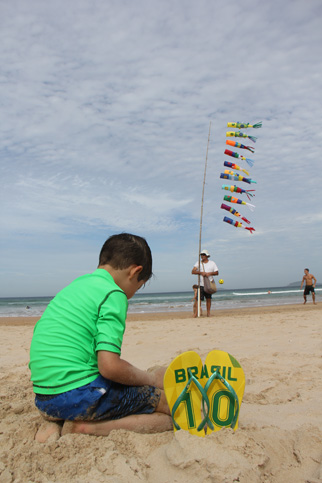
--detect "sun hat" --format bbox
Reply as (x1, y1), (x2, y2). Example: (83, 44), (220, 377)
(200, 249), (210, 257)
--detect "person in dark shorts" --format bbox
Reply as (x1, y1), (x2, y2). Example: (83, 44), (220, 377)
(300, 268), (317, 305)
(192, 249), (219, 317)
(29, 233), (172, 440)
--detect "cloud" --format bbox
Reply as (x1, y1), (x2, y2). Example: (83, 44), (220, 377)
(1, 0), (322, 295)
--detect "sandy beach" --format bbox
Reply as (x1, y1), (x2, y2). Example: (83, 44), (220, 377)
(0, 303), (321, 482)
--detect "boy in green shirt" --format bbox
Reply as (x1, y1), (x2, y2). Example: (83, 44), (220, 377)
(29, 233), (172, 441)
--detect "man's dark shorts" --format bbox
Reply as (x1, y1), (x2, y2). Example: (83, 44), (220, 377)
(35, 375), (161, 421)
(200, 286), (212, 301)
(304, 285), (315, 296)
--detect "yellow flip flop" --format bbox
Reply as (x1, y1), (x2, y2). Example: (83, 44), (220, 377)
(203, 350), (245, 433)
(163, 351), (209, 437)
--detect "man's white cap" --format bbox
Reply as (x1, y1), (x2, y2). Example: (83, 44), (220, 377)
(200, 249), (210, 257)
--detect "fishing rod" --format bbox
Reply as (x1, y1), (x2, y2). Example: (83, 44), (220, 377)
(197, 121), (212, 317)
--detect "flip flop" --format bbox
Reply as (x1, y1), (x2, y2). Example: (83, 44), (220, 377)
(163, 351), (210, 437)
(203, 350), (245, 434)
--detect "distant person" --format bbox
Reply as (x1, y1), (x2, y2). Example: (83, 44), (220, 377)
(29, 233), (172, 442)
(300, 268), (317, 305)
(192, 284), (203, 318)
(192, 250), (219, 317)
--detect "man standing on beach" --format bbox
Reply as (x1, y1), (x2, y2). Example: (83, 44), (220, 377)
(300, 268), (317, 305)
(192, 250), (219, 317)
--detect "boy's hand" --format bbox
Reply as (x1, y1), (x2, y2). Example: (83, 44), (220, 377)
(98, 351), (166, 388)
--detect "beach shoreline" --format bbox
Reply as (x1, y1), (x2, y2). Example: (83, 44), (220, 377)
(1, 303), (321, 482)
(2, 286), (319, 319)
(0, 301), (320, 325)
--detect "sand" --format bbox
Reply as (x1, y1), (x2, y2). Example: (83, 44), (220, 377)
(0, 303), (321, 482)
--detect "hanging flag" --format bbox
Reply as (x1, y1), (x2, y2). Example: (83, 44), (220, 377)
(220, 203), (251, 224)
(226, 140), (255, 153)
(223, 216), (255, 234)
(224, 149), (254, 167)
(227, 121), (262, 129)
(222, 184), (255, 200)
(223, 169), (257, 182)
(220, 173), (256, 185)
(223, 195), (255, 211)
(224, 161), (249, 176)
(226, 131), (257, 142)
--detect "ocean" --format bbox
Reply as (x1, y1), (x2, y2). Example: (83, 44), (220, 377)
(1, 286), (320, 317)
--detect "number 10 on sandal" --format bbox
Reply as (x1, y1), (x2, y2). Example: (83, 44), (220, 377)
(163, 350), (245, 436)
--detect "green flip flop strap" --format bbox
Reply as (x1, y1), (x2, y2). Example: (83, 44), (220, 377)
(204, 369), (240, 429)
(171, 368), (210, 432)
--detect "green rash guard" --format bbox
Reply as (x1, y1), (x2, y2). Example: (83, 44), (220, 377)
(29, 269), (128, 395)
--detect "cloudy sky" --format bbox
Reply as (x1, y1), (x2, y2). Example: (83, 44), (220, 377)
(1, 0), (322, 297)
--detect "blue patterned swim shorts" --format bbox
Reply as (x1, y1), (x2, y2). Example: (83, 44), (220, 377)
(35, 375), (161, 421)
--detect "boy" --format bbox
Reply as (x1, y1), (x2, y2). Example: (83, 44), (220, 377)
(29, 233), (172, 441)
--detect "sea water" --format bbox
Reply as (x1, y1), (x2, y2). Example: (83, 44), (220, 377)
(1, 286), (320, 317)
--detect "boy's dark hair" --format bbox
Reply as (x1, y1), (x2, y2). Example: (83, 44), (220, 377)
(305, 268), (309, 271)
(99, 233), (153, 282)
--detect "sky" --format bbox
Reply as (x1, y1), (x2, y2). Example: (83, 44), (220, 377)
(1, 0), (322, 297)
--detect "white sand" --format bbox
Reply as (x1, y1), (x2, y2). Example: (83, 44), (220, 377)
(0, 303), (321, 482)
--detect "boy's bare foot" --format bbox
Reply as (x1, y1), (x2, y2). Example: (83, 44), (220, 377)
(61, 420), (79, 436)
(62, 413), (173, 437)
(35, 421), (63, 443)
